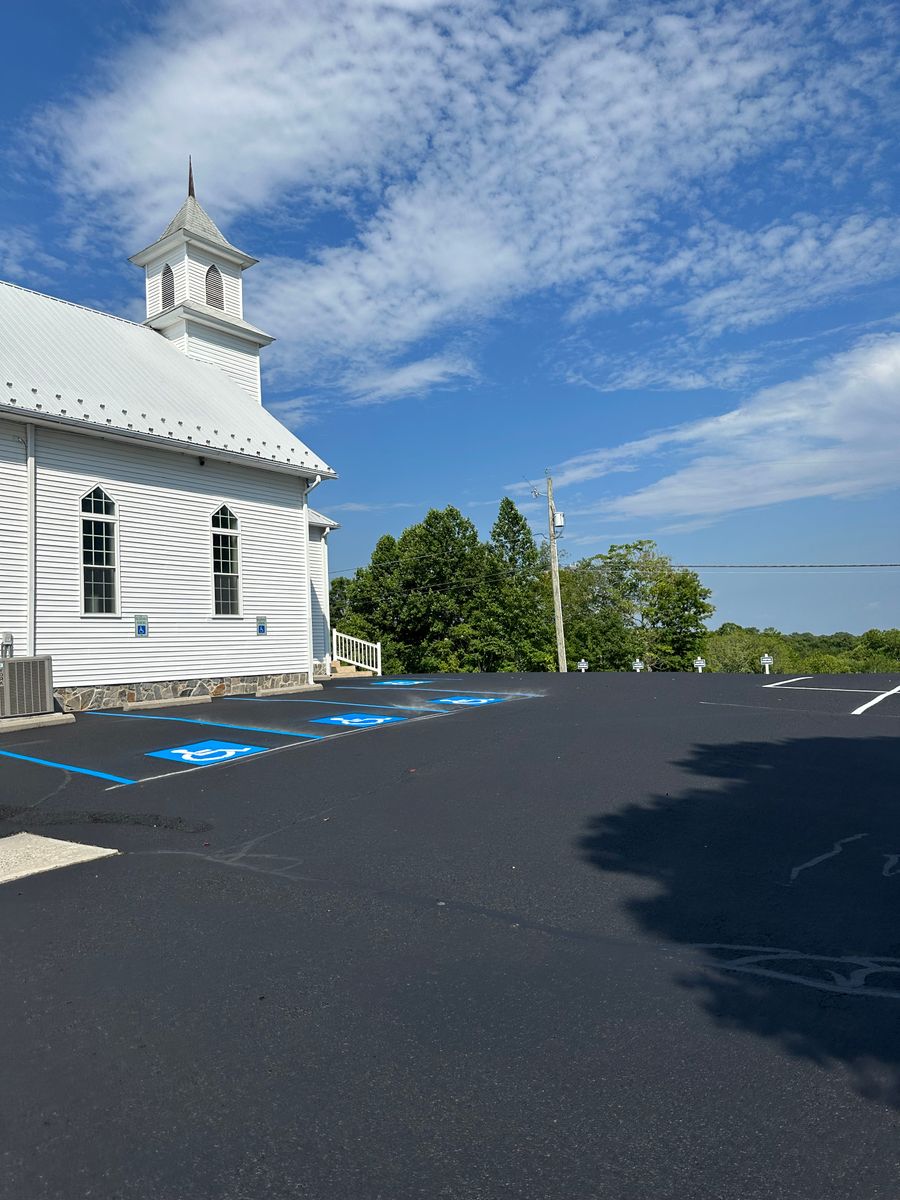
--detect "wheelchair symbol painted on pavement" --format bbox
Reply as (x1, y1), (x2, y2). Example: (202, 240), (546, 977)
(370, 681), (425, 687)
(310, 713), (406, 728)
(432, 696), (505, 706)
(146, 739), (269, 765)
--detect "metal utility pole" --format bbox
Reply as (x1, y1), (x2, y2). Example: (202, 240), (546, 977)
(546, 475), (567, 673)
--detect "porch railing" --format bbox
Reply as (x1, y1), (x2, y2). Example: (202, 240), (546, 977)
(332, 629), (382, 676)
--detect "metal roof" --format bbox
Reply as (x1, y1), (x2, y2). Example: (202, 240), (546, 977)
(0, 280), (335, 477)
(308, 508), (340, 529)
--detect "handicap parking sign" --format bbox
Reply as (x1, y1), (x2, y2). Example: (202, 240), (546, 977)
(310, 712), (406, 728)
(432, 696), (505, 706)
(371, 680), (424, 687)
(146, 739), (268, 765)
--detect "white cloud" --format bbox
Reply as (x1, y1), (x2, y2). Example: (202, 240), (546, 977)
(0, 228), (65, 286)
(549, 332), (900, 521)
(346, 354), (476, 404)
(566, 343), (760, 392)
(31, 0), (900, 393)
(326, 500), (423, 512)
(265, 395), (325, 426)
(673, 214), (900, 334)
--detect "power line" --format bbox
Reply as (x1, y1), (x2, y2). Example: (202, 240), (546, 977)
(332, 556), (900, 578)
(674, 563), (900, 569)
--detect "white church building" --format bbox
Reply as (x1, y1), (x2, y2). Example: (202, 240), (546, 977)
(0, 172), (340, 710)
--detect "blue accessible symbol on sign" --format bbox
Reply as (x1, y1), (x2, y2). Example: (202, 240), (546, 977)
(310, 712), (406, 728)
(433, 696), (505, 706)
(371, 680), (424, 687)
(146, 740), (268, 765)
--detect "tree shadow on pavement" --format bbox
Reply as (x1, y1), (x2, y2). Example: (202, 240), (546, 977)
(578, 735), (900, 1107)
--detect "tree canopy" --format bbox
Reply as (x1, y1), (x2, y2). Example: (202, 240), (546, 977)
(330, 504), (714, 673)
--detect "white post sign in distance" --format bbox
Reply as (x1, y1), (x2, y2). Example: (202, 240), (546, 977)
(632, 659), (644, 673)
(694, 657), (706, 673)
(760, 653), (774, 675)
(577, 659), (589, 673)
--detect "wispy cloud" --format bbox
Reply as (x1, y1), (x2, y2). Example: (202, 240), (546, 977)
(326, 500), (423, 513)
(347, 354), (476, 404)
(30, 0), (900, 396)
(566, 344), (761, 393)
(0, 228), (66, 286)
(549, 332), (900, 521)
(265, 395), (326, 427)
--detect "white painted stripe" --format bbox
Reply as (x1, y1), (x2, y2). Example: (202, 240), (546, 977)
(763, 686), (884, 694)
(106, 706), (443, 791)
(331, 685), (537, 697)
(852, 685), (900, 716)
(0, 833), (118, 885)
(763, 676), (813, 688)
(250, 697), (447, 713)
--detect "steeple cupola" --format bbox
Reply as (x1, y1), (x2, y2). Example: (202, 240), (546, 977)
(129, 161), (273, 404)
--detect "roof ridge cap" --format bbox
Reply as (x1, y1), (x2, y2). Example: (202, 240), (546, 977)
(0, 278), (147, 330)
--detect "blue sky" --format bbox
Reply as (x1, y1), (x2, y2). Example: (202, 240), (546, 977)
(2, 0), (899, 633)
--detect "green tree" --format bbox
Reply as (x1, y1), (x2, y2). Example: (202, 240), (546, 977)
(549, 541), (714, 670)
(578, 541), (714, 670)
(474, 498), (554, 671)
(331, 507), (491, 673)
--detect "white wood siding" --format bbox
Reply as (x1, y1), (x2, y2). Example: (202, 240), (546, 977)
(186, 249), (243, 316)
(185, 324), (260, 402)
(161, 327), (187, 354)
(34, 427), (311, 686)
(308, 528), (329, 661)
(0, 418), (29, 653)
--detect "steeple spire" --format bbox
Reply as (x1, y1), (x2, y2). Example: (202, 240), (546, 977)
(188, 156), (195, 199)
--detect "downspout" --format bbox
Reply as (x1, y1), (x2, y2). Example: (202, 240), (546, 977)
(303, 474), (322, 685)
(26, 423), (36, 656)
(322, 526), (332, 677)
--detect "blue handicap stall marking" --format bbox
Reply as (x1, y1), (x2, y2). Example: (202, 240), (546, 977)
(146, 739), (268, 766)
(432, 696), (506, 706)
(370, 680), (426, 687)
(310, 712), (406, 728)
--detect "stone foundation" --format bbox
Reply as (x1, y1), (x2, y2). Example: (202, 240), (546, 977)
(55, 672), (312, 713)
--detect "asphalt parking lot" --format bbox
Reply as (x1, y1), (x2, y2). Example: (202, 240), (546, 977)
(2, 672), (900, 1199)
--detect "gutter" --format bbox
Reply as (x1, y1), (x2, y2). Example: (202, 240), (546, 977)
(0, 406), (336, 481)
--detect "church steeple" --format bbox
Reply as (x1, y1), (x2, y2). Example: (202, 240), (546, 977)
(128, 164), (273, 404)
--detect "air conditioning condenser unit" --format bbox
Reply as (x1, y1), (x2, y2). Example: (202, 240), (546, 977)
(0, 656), (55, 718)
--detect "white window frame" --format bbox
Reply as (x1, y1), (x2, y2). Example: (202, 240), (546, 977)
(211, 504), (242, 618)
(79, 485), (120, 618)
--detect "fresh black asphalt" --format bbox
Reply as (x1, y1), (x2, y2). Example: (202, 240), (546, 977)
(2, 673), (900, 1199)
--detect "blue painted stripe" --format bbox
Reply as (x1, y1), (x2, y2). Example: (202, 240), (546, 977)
(251, 698), (446, 713)
(0, 749), (135, 785)
(85, 711), (324, 739)
(330, 685), (536, 697)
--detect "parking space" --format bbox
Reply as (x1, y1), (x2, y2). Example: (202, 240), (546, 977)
(0, 676), (539, 796)
(684, 671), (900, 720)
(761, 674), (900, 717)
(4, 671), (900, 1200)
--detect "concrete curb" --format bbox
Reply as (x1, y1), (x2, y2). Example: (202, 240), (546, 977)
(124, 696), (213, 711)
(0, 712), (76, 733)
(255, 683), (323, 697)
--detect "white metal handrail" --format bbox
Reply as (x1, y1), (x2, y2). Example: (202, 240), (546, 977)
(332, 629), (382, 676)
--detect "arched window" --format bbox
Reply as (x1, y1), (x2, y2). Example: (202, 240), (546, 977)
(161, 264), (175, 309)
(206, 264), (224, 309)
(81, 487), (118, 615)
(212, 505), (240, 615)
